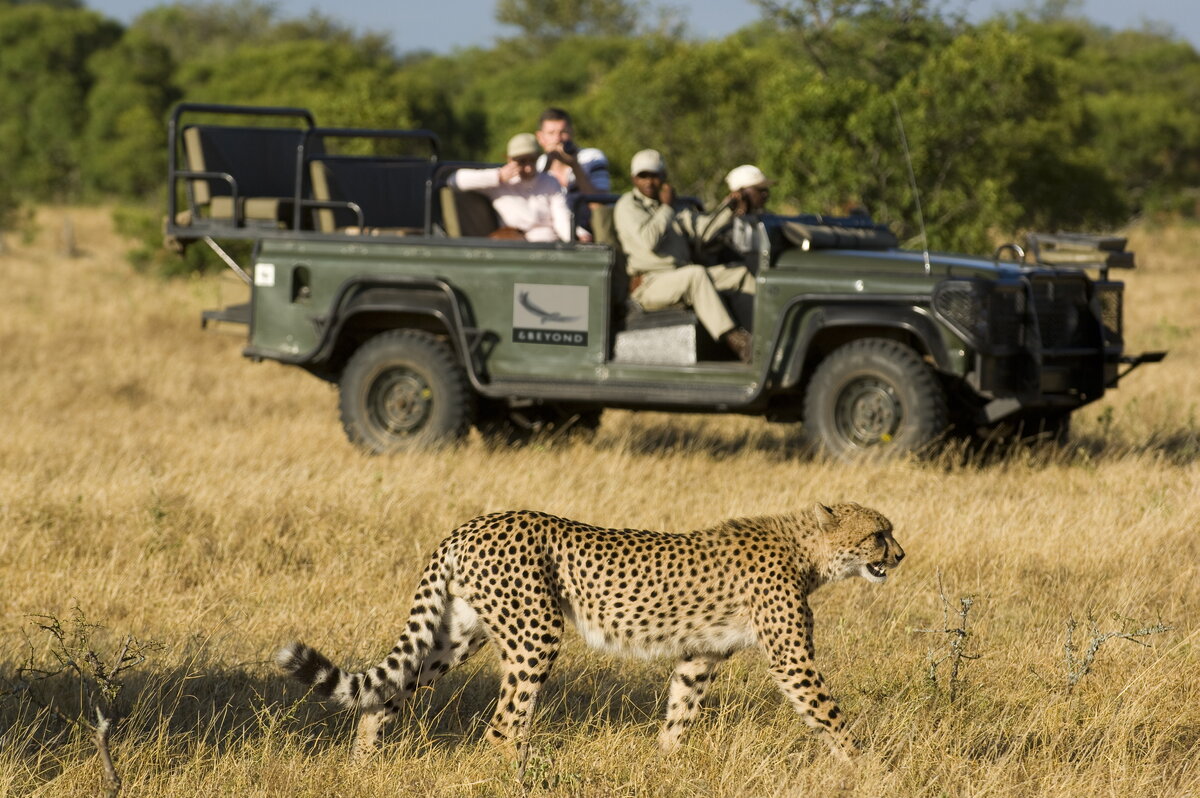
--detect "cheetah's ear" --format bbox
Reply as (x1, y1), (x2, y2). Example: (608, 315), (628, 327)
(812, 503), (836, 530)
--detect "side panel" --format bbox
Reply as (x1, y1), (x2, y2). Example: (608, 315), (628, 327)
(248, 238), (613, 380)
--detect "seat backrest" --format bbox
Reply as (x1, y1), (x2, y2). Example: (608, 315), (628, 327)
(310, 158), (434, 232)
(590, 202), (620, 248)
(183, 125), (313, 206)
(589, 202), (635, 319)
(439, 185), (499, 237)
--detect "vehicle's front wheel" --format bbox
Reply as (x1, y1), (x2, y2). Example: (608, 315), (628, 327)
(803, 338), (948, 460)
(338, 330), (471, 454)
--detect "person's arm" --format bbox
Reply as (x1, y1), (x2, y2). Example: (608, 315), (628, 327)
(448, 167), (502, 193)
(695, 201), (736, 246)
(547, 146), (610, 196)
(614, 193), (675, 255)
(549, 189), (573, 242)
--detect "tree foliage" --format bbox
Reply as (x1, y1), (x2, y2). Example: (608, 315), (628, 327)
(0, 5), (120, 197)
(495, 0), (640, 43)
(81, 31), (180, 198)
(0, 0), (1196, 250)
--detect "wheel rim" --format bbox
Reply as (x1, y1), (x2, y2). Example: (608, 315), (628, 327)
(833, 376), (903, 448)
(367, 367), (433, 435)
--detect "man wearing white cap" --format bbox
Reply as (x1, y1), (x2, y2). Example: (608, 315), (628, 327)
(448, 133), (572, 242)
(714, 163), (776, 260)
(613, 149), (755, 362)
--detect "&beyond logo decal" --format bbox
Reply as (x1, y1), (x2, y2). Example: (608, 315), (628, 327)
(512, 284), (589, 346)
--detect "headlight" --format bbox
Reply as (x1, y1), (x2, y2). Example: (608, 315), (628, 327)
(933, 280), (988, 345)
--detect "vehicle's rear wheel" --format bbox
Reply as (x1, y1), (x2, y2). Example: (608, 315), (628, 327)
(339, 330), (471, 454)
(803, 338), (948, 460)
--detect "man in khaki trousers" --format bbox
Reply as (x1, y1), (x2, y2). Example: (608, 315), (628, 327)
(613, 149), (755, 362)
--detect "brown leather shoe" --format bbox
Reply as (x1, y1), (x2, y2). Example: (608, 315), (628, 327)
(722, 327), (753, 363)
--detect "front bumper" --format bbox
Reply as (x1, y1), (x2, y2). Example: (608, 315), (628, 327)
(933, 274), (1163, 424)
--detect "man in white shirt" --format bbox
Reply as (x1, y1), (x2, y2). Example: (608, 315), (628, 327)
(448, 133), (572, 242)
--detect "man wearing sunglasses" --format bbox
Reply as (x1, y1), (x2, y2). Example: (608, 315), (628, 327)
(613, 149), (755, 363)
(449, 133), (572, 242)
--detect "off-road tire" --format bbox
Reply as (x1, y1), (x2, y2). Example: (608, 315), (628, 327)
(803, 338), (948, 460)
(338, 330), (471, 454)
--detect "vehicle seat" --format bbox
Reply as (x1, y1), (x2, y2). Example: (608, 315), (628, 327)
(309, 158), (432, 235)
(182, 125), (315, 227)
(439, 185), (500, 238)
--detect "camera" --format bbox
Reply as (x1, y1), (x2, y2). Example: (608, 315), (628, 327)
(561, 140), (579, 157)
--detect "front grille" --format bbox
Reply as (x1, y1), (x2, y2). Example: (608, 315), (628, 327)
(985, 286), (1027, 346)
(933, 279), (1029, 353)
(1029, 276), (1096, 349)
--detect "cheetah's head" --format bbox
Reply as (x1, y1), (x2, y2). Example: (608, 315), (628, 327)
(812, 502), (904, 585)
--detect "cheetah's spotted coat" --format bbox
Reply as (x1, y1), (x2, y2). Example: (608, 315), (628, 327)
(277, 502), (903, 760)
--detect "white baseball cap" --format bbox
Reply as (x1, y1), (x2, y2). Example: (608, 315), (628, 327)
(630, 149), (666, 176)
(725, 164), (775, 192)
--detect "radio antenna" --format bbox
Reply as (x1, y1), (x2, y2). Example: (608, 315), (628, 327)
(893, 99), (931, 275)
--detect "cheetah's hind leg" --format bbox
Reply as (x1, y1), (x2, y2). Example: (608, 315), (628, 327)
(355, 595), (487, 758)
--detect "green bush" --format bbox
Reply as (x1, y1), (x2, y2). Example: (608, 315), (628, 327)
(112, 205), (247, 278)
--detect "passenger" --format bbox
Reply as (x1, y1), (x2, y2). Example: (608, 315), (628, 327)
(449, 133), (571, 242)
(719, 164), (775, 260)
(535, 107), (610, 241)
(535, 108), (609, 198)
(613, 149), (755, 363)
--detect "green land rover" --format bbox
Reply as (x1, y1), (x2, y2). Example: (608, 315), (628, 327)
(167, 103), (1164, 458)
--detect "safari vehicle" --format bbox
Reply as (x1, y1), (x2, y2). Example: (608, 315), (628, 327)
(167, 102), (1164, 458)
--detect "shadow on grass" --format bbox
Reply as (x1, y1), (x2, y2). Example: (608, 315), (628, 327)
(592, 417), (815, 463)
(583, 413), (1200, 470)
(1, 650), (763, 767)
(937, 426), (1200, 470)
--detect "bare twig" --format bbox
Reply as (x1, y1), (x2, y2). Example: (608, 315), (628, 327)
(913, 570), (980, 701)
(2, 605), (161, 798)
(94, 708), (122, 798)
(1062, 615), (1172, 693)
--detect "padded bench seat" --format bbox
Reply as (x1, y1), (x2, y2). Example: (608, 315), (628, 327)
(309, 158), (434, 234)
(182, 124), (315, 226)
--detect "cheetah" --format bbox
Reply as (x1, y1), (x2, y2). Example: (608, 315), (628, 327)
(276, 502), (903, 761)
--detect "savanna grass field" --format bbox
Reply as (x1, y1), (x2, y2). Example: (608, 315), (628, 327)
(2, 207), (1198, 796)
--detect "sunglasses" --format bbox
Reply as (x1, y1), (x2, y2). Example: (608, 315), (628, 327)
(635, 172), (663, 179)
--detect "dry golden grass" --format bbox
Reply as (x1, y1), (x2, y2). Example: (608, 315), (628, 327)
(1, 208), (1198, 797)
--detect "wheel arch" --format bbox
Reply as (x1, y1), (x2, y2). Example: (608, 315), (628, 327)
(303, 279), (475, 382)
(779, 303), (951, 392)
(327, 289), (461, 378)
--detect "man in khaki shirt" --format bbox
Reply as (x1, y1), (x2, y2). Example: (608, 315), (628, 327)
(613, 149), (755, 362)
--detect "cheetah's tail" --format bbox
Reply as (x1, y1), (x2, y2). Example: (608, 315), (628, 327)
(275, 540), (456, 710)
